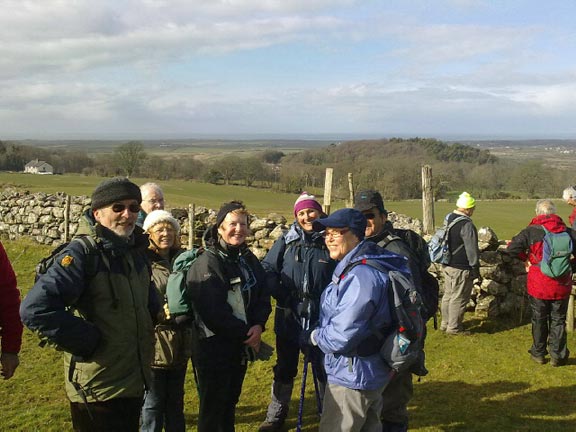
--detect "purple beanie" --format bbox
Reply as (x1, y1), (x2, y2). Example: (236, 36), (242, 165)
(294, 192), (323, 216)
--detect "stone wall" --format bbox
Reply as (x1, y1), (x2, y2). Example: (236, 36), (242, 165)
(0, 189), (527, 319)
(428, 226), (527, 320)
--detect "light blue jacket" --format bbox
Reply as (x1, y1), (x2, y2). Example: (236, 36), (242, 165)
(314, 240), (409, 391)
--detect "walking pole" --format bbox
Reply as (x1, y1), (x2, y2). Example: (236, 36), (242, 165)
(311, 364), (322, 415)
(296, 354), (309, 432)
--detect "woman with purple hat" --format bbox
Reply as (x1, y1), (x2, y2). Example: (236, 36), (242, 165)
(259, 192), (336, 431)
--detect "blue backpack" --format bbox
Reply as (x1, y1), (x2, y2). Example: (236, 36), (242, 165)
(428, 215), (467, 265)
(539, 227), (572, 278)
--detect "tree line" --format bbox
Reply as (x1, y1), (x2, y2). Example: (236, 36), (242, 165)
(0, 138), (571, 200)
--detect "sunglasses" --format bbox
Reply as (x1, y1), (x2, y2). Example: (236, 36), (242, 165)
(323, 228), (350, 239)
(363, 212), (376, 220)
(111, 203), (141, 213)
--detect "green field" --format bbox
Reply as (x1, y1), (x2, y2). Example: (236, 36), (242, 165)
(0, 172), (570, 240)
(3, 238), (576, 431)
(2, 173), (576, 430)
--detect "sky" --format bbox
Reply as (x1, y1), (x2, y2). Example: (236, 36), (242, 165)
(2, 0), (576, 140)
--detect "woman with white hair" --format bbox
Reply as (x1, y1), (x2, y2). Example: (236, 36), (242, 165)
(141, 210), (189, 432)
(561, 185), (576, 229)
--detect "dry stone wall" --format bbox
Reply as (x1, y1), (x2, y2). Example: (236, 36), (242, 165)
(0, 190), (528, 319)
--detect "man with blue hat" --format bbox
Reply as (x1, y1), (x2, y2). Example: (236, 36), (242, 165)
(300, 208), (409, 432)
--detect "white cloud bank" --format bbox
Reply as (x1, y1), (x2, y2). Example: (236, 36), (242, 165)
(1, 0), (575, 139)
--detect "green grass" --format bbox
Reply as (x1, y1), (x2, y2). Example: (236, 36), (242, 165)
(3, 238), (576, 431)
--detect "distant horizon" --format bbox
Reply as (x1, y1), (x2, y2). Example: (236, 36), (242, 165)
(6, 132), (576, 143)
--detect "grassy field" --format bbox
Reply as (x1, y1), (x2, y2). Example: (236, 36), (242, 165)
(2, 238), (576, 431)
(0, 172), (570, 240)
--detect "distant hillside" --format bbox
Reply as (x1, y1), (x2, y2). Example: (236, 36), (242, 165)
(278, 137), (570, 200)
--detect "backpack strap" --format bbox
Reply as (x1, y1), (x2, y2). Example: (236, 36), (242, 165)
(445, 216), (468, 257)
(377, 234), (402, 249)
(339, 258), (397, 356)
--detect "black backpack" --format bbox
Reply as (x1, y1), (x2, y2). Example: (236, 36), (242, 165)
(379, 229), (440, 326)
(35, 235), (101, 282)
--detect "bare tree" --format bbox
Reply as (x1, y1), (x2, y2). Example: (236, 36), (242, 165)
(114, 141), (147, 177)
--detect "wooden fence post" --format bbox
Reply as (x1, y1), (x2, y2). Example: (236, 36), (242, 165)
(188, 204), (195, 250)
(323, 168), (333, 215)
(64, 194), (71, 242)
(421, 165), (434, 234)
(568, 288), (575, 332)
(347, 173), (354, 208)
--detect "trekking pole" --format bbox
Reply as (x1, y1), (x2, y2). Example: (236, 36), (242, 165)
(311, 364), (323, 415)
(296, 353), (309, 432)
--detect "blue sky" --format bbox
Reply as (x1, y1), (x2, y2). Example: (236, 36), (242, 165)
(2, 0), (576, 140)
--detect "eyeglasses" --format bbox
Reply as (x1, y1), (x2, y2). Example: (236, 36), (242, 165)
(363, 212), (376, 220)
(152, 226), (175, 234)
(145, 198), (164, 205)
(111, 203), (141, 213)
(323, 229), (349, 240)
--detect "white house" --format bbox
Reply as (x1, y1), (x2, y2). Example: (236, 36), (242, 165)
(24, 159), (54, 174)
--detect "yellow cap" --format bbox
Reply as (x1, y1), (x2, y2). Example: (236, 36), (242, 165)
(456, 192), (476, 209)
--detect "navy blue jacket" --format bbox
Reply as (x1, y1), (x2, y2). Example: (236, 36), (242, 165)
(263, 222), (335, 341)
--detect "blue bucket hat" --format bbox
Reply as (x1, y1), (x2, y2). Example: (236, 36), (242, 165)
(312, 208), (367, 241)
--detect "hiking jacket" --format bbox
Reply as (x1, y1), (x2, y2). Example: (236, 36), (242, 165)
(367, 221), (423, 290)
(0, 241), (22, 354)
(445, 211), (480, 274)
(569, 207), (576, 230)
(314, 241), (409, 391)
(20, 211), (157, 403)
(262, 221), (335, 342)
(186, 225), (271, 369)
(147, 247), (191, 369)
(506, 214), (576, 300)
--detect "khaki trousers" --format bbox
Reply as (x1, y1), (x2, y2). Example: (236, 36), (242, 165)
(319, 382), (385, 432)
(440, 266), (473, 333)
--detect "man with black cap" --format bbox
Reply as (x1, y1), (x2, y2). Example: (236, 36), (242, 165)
(354, 190), (420, 432)
(300, 208), (409, 432)
(21, 177), (158, 432)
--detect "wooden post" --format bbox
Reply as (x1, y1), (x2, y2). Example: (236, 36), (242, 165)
(568, 288), (575, 332)
(188, 204), (195, 250)
(323, 168), (333, 215)
(421, 165), (435, 234)
(347, 173), (354, 208)
(64, 194), (71, 242)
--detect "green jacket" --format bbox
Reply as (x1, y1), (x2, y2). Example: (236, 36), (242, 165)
(21, 211), (156, 403)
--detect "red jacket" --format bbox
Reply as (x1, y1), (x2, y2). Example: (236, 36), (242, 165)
(507, 214), (575, 300)
(0, 241), (22, 353)
(569, 207), (576, 229)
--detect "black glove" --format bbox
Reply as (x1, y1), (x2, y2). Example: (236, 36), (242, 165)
(255, 341), (275, 361)
(299, 327), (316, 350)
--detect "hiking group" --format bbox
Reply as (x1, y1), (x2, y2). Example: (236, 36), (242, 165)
(3, 178), (574, 432)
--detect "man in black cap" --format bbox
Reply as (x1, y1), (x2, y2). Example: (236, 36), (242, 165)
(354, 190), (419, 432)
(21, 177), (158, 432)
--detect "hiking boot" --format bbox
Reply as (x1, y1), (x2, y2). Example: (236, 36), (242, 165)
(530, 355), (545, 365)
(258, 420), (284, 432)
(550, 357), (566, 367)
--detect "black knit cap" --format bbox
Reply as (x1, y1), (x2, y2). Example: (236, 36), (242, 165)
(91, 177), (142, 211)
(216, 200), (245, 227)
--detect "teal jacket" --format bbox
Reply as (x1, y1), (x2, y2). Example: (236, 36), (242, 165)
(21, 211), (157, 403)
